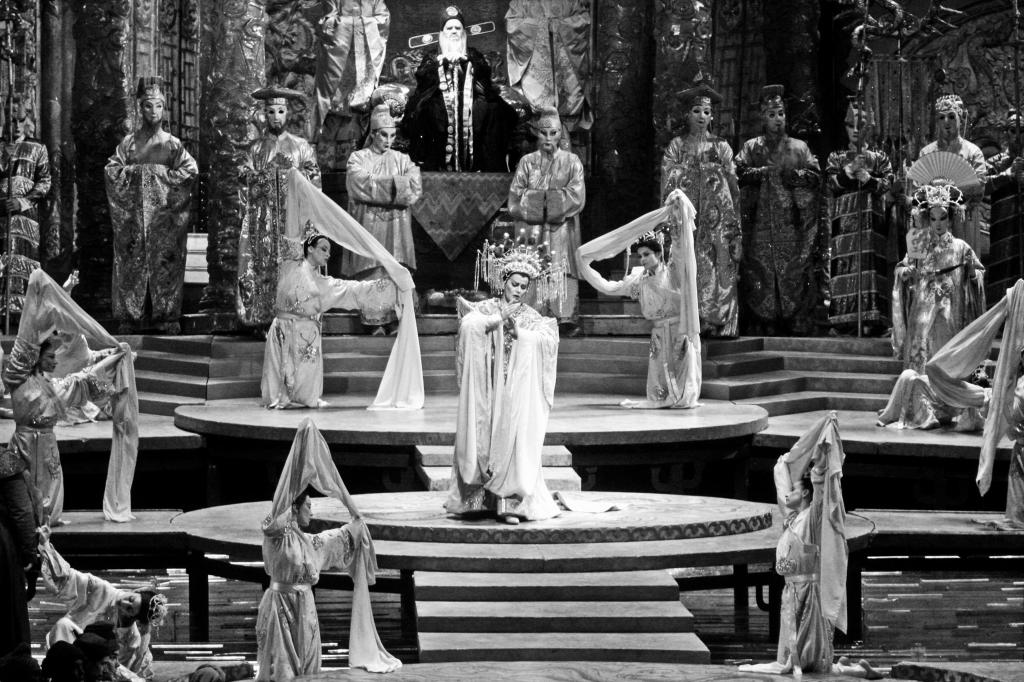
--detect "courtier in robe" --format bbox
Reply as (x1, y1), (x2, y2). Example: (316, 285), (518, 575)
(105, 77), (198, 335)
(262, 233), (396, 409)
(343, 104), (421, 330)
(879, 184), (986, 431)
(735, 85), (824, 336)
(312, 0), (390, 133)
(256, 419), (400, 679)
(739, 413), (881, 679)
(1, 270), (140, 525)
(826, 103), (893, 334)
(661, 84), (741, 337)
(402, 6), (517, 172)
(0, 450), (36, 658)
(505, 0), (592, 128)
(577, 190), (702, 409)
(918, 94), (988, 254)
(238, 87), (322, 329)
(509, 107), (585, 330)
(0, 113), (50, 313)
(446, 258), (561, 523)
(38, 534), (166, 680)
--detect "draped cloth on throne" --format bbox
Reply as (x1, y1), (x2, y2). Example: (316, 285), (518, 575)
(410, 172), (512, 260)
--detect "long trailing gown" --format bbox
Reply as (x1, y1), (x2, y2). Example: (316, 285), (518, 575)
(735, 134), (824, 334)
(261, 257), (396, 409)
(508, 148), (586, 321)
(445, 297), (561, 521)
(825, 147), (893, 331)
(256, 419), (399, 680)
(662, 134), (741, 337)
(237, 132), (321, 328)
(38, 540), (154, 679)
(879, 231), (985, 430)
(2, 270), (139, 524)
(105, 129), (198, 326)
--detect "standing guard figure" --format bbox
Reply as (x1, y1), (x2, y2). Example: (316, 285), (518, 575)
(106, 76), (197, 334)
(237, 87), (321, 330)
(735, 85), (824, 336)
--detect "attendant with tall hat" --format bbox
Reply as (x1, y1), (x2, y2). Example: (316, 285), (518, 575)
(661, 82), (741, 338)
(447, 238), (563, 523)
(508, 106), (586, 334)
(0, 93), (50, 316)
(825, 102), (893, 335)
(402, 5), (517, 172)
(343, 103), (422, 335)
(918, 94), (988, 253)
(735, 84), (824, 336)
(105, 76), (198, 335)
(237, 87), (321, 331)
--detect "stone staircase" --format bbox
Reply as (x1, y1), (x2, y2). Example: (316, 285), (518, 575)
(413, 570), (709, 663)
(132, 330), (904, 418)
(414, 445), (581, 492)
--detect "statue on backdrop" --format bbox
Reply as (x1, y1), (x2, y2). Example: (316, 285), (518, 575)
(237, 87), (321, 331)
(105, 76), (197, 335)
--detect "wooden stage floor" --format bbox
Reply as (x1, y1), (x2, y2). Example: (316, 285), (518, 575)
(173, 394), (769, 446)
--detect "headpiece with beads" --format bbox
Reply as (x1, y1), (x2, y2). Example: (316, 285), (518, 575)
(440, 5), (465, 29)
(136, 76), (166, 103)
(631, 226), (670, 257)
(935, 94), (965, 119)
(146, 592), (169, 628)
(251, 86), (306, 108)
(759, 84), (785, 113)
(370, 103), (396, 131)
(475, 228), (567, 305)
(911, 182), (965, 210)
(680, 83), (722, 110)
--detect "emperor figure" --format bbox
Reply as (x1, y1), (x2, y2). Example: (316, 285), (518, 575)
(105, 76), (197, 334)
(237, 87), (321, 330)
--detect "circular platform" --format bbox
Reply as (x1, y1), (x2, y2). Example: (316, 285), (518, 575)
(312, 492), (773, 544)
(173, 394), (768, 446)
(172, 491), (874, 572)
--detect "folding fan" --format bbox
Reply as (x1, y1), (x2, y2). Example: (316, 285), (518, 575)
(906, 151), (981, 191)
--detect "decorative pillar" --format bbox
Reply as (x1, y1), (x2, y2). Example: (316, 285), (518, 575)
(71, 0), (133, 319)
(197, 0), (267, 317)
(42, 0), (71, 277)
(590, 0), (656, 238)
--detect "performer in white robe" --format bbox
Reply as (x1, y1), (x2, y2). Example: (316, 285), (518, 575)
(343, 104), (421, 331)
(267, 169), (424, 410)
(577, 189), (701, 409)
(38, 529), (167, 680)
(2, 270), (139, 524)
(508, 107), (586, 330)
(739, 412), (881, 679)
(446, 244), (562, 523)
(261, 232), (396, 409)
(256, 419), (399, 679)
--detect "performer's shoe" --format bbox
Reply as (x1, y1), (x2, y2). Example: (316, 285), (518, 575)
(371, 326), (387, 336)
(499, 514), (521, 525)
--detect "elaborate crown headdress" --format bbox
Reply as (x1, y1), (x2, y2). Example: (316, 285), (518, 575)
(136, 76), (166, 103)
(759, 84), (785, 112)
(474, 227), (567, 304)
(631, 226), (671, 258)
(911, 182), (965, 210)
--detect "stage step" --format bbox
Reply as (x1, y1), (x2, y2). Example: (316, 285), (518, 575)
(735, 391), (890, 416)
(134, 370), (208, 398)
(414, 445), (579, 492)
(414, 570), (679, 602)
(134, 350), (211, 377)
(138, 391), (205, 417)
(762, 336), (893, 357)
(416, 600), (695, 633)
(702, 351), (783, 378)
(415, 445), (572, 467)
(417, 632), (709, 663)
(414, 570), (709, 663)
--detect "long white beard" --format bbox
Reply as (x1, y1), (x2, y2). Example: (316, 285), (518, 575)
(439, 33), (467, 62)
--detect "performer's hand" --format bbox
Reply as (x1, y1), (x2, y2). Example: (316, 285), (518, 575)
(900, 264), (916, 281)
(38, 524), (51, 544)
(4, 198), (21, 214)
(500, 302), (521, 322)
(854, 169), (871, 184)
(273, 152), (295, 169)
(728, 237), (743, 263)
(62, 270), (79, 293)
